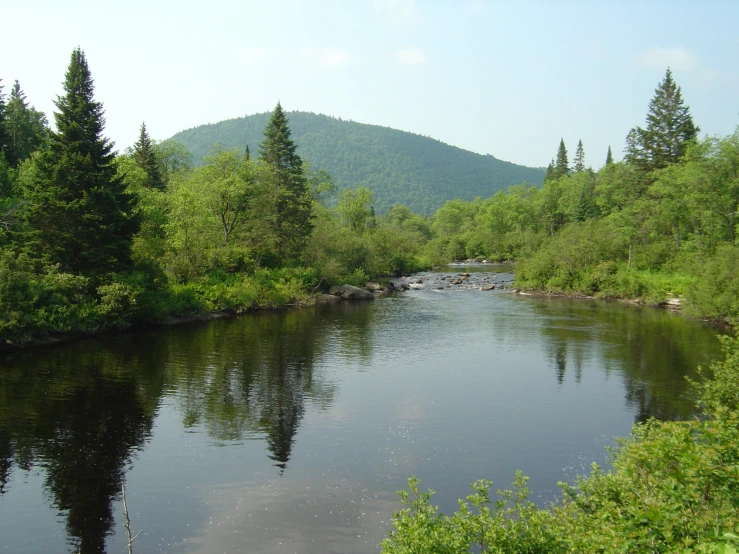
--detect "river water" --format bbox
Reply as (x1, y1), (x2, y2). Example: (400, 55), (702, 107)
(0, 267), (727, 553)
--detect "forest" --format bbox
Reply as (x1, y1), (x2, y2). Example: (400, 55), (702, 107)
(170, 110), (545, 214)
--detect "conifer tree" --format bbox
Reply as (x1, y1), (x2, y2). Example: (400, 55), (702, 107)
(259, 102), (313, 261)
(5, 80), (48, 166)
(605, 146), (614, 166)
(244, 144), (250, 162)
(625, 68), (699, 172)
(22, 48), (139, 276)
(132, 122), (164, 190)
(553, 139), (569, 179)
(0, 80), (11, 166)
(573, 139), (585, 172)
(544, 160), (555, 182)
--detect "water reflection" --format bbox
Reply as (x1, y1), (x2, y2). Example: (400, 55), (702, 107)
(0, 283), (728, 554)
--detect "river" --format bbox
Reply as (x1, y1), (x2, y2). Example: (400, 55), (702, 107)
(0, 267), (727, 553)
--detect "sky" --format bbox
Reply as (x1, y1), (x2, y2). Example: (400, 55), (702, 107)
(2, 0), (738, 168)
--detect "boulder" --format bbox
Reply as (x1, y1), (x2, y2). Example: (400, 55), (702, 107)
(328, 285), (375, 300)
(365, 281), (384, 291)
(481, 284), (496, 291)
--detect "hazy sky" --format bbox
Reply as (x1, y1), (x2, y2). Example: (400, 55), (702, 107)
(2, 0), (738, 168)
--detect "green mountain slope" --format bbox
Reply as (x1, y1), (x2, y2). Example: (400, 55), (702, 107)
(169, 112), (545, 214)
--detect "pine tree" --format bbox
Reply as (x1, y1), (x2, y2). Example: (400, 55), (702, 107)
(553, 139), (569, 179)
(259, 102), (313, 261)
(244, 144), (250, 162)
(22, 48), (139, 276)
(573, 139), (585, 172)
(132, 122), (164, 190)
(4, 80), (48, 166)
(625, 68), (699, 172)
(605, 146), (613, 166)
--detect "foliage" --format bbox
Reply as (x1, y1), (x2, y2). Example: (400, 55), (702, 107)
(170, 111), (546, 214)
(259, 102), (314, 261)
(20, 48), (139, 277)
(626, 68), (699, 172)
(132, 122), (164, 190)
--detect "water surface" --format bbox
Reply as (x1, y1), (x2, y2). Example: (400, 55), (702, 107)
(0, 268), (727, 553)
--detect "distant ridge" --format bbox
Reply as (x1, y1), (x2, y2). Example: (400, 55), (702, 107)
(169, 112), (545, 214)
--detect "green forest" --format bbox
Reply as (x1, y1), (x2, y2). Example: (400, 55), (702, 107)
(170, 111), (545, 214)
(1, 47), (739, 554)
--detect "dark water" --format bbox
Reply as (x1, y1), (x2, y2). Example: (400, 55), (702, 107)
(0, 267), (728, 553)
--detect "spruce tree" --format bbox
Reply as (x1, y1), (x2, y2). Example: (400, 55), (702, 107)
(259, 102), (313, 261)
(244, 144), (250, 162)
(5, 80), (48, 166)
(605, 146), (613, 166)
(573, 139), (585, 172)
(132, 122), (164, 190)
(553, 139), (569, 179)
(22, 48), (139, 276)
(625, 68), (699, 171)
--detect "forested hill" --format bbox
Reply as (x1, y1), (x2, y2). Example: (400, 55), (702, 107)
(169, 112), (545, 214)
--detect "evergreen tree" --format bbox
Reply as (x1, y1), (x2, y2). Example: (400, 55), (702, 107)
(553, 139), (569, 179)
(132, 122), (164, 190)
(625, 68), (699, 172)
(5, 80), (48, 166)
(0, 80), (11, 166)
(244, 144), (250, 161)
(259, 102), (313, 261)
(573, 139), (585, 172)
(605, 146), (614, 166)
(22, 48), (139, 276)
(544, 160), (555, 182)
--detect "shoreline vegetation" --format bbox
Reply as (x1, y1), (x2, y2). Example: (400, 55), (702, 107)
(3, 55), (739, 349)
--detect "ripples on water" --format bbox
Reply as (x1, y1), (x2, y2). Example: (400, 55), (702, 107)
(0, 267), (727, 553)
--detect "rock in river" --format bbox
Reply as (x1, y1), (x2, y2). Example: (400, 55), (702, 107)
(328, 285), (374, 300)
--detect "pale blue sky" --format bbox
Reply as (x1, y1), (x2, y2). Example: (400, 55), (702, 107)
(2, 0), (738, 168)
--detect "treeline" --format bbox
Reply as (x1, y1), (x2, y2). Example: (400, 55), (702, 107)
(0, 49), (428, 346)
(404, 69), (739, 319)
(170, 111), (546, 214)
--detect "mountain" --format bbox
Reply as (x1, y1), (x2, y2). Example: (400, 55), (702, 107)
(169, 112), (545, 214)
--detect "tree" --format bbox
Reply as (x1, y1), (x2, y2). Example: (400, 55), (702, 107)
(0, 80), (10, 166)
(196, 148), (258, 245)
(553, 139), (569, 180)
(625, 68), (699, 172)
(605, 146), (613, 166)
(573, 139), (585, 172)
(259, 102), (313, 261)
(21, 48), (139, 277)
(4, 81), (48, 167)
(132, 122), (164, 190)
(544, 160), (555, 182)
(154, 139), (192, 186)
(336, 186), (374, 234)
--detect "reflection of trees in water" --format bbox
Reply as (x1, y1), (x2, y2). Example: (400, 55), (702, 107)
(529, 299), (725, 422)
(166, 306), (358, 471)
(0, 337), (169, 553)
